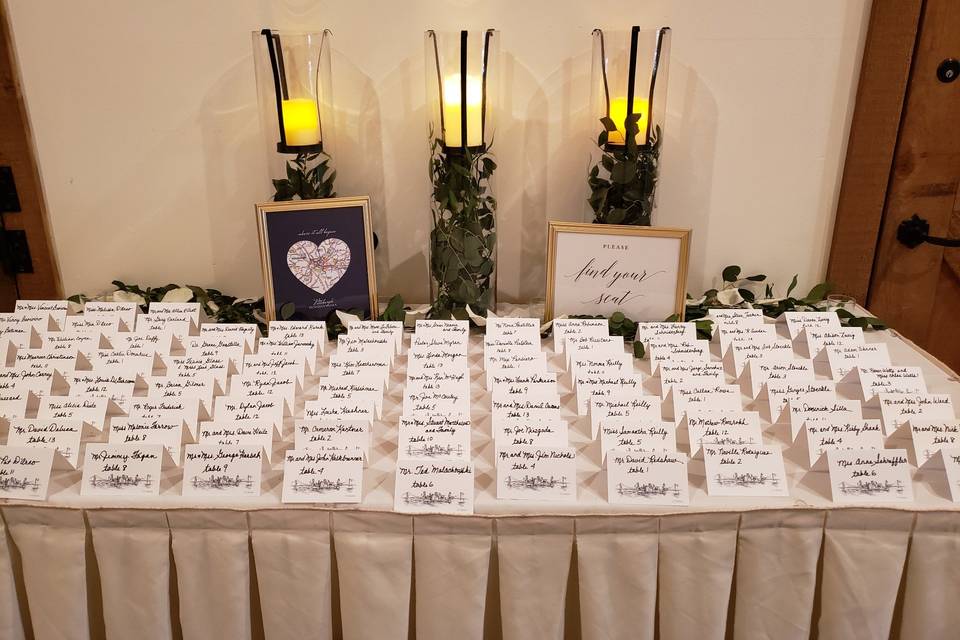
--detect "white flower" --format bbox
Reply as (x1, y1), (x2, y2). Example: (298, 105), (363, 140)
(207, 301), (219, 313)
(716, 288), (744, 306)
(112, 290), (146, 305)
(161, 287), (194, 303)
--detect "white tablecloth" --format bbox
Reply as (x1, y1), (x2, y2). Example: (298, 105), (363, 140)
(1, 320), (958, 640)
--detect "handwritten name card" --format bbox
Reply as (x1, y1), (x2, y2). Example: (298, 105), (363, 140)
(827, 449), (913, 503)
(658, 362), (725, 398)
(294, 420), (370, 455)
(38, 396), (108, 431)
(784, 311), (841, 340)
(575, 374), (643, 415)
(590, 395), (661, 439)
(493, 418), (568, 455)
(6, 418), (83, 467)
(200, 322), (258, 351)
(348, 320), (402, 354)
(398, 415), (471, 461)
(684, 411), (763, 455)
(879, 393), (954, 436)
(84, 300), (139, 331)
(707, 308), (764, 329)
(599, 420), (676, 459)
(805, 327), (864, 359)
(182, 444), (266, 497)
(606, 450), (689, 505)
(633, 322), (695, 345)
(110, 417), (185, 462)
(282, 449), (363, 503)
(81, 444), (165, 496)
(826, 344), (891, 380)
(317, 379), (384, 419)
(801, 419), (884, 467)
(552, 318), (609, 354)
(781, 398), (863, 441)
(844, 366), (927, 403)
(703, 445), (788, 497)
(726, 339), (794, 376)
(496, 446), (577, 501)
(765, 380), (836, 417)
(910, 420), (960, 464)
(716, 324), (777, 355)
(646, 337), (710, 372)
(741, 358), (814, 399)
(671, 383), (742, 418)
(0, 447), (53, 501)
(395, 460), (474, 514)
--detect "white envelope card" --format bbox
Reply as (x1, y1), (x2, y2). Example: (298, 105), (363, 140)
(496, 446), (577, 501)
(703, 444), (788, 497)
(282, 449), (363, 504)
(606, 450), (689, 505)
(827, 448), (913, 503)
(395, 460), (474, 514)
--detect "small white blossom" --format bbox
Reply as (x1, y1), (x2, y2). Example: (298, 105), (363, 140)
(161, 287), (194, 303)
(716, 288), (744, 306)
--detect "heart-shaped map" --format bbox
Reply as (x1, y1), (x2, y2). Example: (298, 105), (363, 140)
(286, 238), (351, 294)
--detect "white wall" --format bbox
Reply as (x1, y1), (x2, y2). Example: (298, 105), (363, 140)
(5, 0), (870, 304)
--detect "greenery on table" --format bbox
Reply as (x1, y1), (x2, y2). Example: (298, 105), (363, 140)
(587, 117), (661, 226)
(428, 135), (498, 319)
(271, 152), (336, 201)
(68, 282), (267, 332)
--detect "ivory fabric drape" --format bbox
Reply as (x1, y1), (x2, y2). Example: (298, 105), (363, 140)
(0, 506), (958, 640)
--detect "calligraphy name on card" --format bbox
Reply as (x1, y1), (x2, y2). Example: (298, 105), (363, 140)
(395, 461), (474, 514)
(282, 450), (363, 504)
(707, 308), (764, 329)
(229, 373), (297, 412)
(827, 449), (913, 503)
(606, 450), (689, 505)
(742, 359), (814, 399)
(6, 418), (83, 467)
(294, 420), (370, 454)
(0, 392), (30, 422)
(766, 380), (836, 417)
(552, 318), (609, 354)
(328, 354), (392, 384)
(338, 334), (395, 362)
(826, 344), (892, 380)
(805, 327), (864, 359)
(38, 396), (108, 431)
(716, 325), (777, 355)
(671, 383), (742, 417)
(15, 349), (78, 373)
(646, 337), (709, 371)
(590, 395), (661, 439)
(493, 419), (568, 455)
(879, 393), (955, 436)
(599, 420), (676, 459)
(484, 353), (548, 387)
(0, 369), (52, 397)
(186, 336), (246, 366)
(182, 444), (266, 497)
(398, 415), (471, 461)
(84, 300), (139, 329)
(486, 316), (541, 338)
(199, 421), (276, 461)
(703, 445), (789, 497)
(845, 366), (927, 402)
(633, 321), (696, 345)
(130, 398), (201, 438)
(727, 340), (795, 376)
(348, 320), (402, 353)
(491, 397), (562, 423)
(0, 447), (53, 501)
(575, 374), (643, 415)
(112, 331), (172, 355)
(110, 417), (185, 462)
(81, 444), (164, 496)
(910, 420), (960, 464)
(316, 379), (384, 418)
(243, 354), (308, 382)
(782, 398), (863, 441)
(496, 446), (577, 501)
(659, 362), (725, 398)
(199, 323), (258, 351)
(406, 370), (471, 395)
(403, 386), (470, 416)
(490, 372), (558, 398)
(570, 353), (633, 386)
(409, 335), (467, 354)
(303, 400), (373, 423)
(802, 420), (884, 468)
(565, 335), (625, 369)
(685, 411), (763, 455)
(148, 374), (216, 410)
(215, 396), (285, 429)
(784, 311), (841, 340)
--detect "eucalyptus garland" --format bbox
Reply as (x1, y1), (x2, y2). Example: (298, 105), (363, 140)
(587, 116), (661, 226)
(428, 135), (497, 319)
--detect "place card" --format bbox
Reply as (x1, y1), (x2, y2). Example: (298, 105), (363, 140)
(493, 418), (568, 454)
(496, 446), (577, 501)
(707, 308), (765, 329)
(552, 318), (609, 354)
(398, 415), (471, 461)
(646, 337), (710, 372)
(490, 372), (558, 398)
(826, 344), (892, 380)
(483, 336), (541, 370)
(294, 420), (370, 455)
(62, 316), (121, 337)
(805, 327), (864, 359)
(703, 445), (788, 497)
(599, 420), (676, 459)
(148, 373), (217, 411)
(606, 450), (689, 505)
(575, 374), (643, 415)
(42, 332), (105, 359)
(409, 335), (467, 355)
(182, 444), (267, 497)
(726, 339), (794, 376)
(317, 378), (384, 419)
(741, 359), (815, 399)
(684, 411), (763, 455)
(148, 301), (202, 328)
(81, 444), (165, 496)
(347, 320), (402, 354)
(765, 380), (836, 417)
(492, 397), (562, 426)
(15, 348), (79, 374)
(716, 324), (777, 355)
(633, 321), (696, 345)
(565, 335), (625, 369)
(15, 300), (67, 329)
(0, 315), (37, 349)
(0, 369), (53, 398)
(91, 352), (157, 377)
(781, 398), (863, 441)
(486, 317), (541, 339)
(570, 353), (633, 387)
(0, 447), (53, 501)
(402, 385), (470, 417)
(185, 336), (246, 368)
(910, 420), (960, 465)
(303, 399), (373, 423)
(8, 310), (56, 334)
(827, 448), (913, 503)
(843, 366), (927, 403)
(0, 392), (30, 423)
(215, 396), (285, 431)
(659, 362), (726, 398)
(271, 320), (330, 354)
(38, 396), (109, 431)
(165, 356), (230, 391)
(63, 372), (137, 411)
(229, 373), (297, 414)
(136, 316), (192, 339)
(327, 353), (391, 386)
(200, 323), (258, 351)
(110, 417), (186, 462)
(784, 311), (840, 340)
(879, 393), (955, 436)
(671, 383), (742, 418)
(338, 334), (395, 363)
(406, 370), (471, 400)
(282, 449), (363, 504)
(199, 421), (275, 461)
(484, 352), (548, 387)
(258, 337), (320, 367)
(242, 353), (309, 384)
(84, 300), (139, 331)
(590, 395), (662, 439)
(414, 319), (469, 347)
(801, 419), (884, 467)
(395, 460), (474, 514)
(130, 398), (203, 440)
(6, 418), (84, 467)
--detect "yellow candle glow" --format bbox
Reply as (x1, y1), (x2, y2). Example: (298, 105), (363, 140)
(606, 96), (649, 146)
(442, 74), (483, 147)
(281, 98), (321, 146)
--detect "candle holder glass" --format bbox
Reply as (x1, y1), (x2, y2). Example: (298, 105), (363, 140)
(424, 29), (500, 318)
(586, 27), (670, 226)
(253, 29), (337, 200)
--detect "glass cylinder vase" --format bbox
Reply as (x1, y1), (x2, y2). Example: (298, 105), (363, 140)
(586, 27), (671, 226)
(424, 29), (500, 318)
(252, 29), (337, 201)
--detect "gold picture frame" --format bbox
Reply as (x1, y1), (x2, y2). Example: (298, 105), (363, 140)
(256, 196), (378, 322)
(544, 221), (691, 323)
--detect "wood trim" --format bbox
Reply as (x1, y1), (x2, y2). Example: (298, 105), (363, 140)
(824, 0), (923, 303)
(0, 0), (63, 300)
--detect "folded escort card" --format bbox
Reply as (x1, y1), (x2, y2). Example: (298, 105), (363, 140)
(214, 395), (285, 432)
(129, 398), (203, 441)
(606, 450), (689, 506)
(928, 446), (960, 502)
(552, 318), (608, 354)
(6, 418), (84, 467)
(707, 308), (764, 330)
(0, 369), (53, 399)
(703, 444), (788, 497)
(38, 396), (109, 431)
(482, 335), (541, 371)
(599, 420), (676, 460)
(338, 333), (395, 363)
(909, 420), (960, 465)
(804, 327), (864, 360)
(842, 366), (927, 403)
(570, 353), (633, 387)
(646, 337), (709, 372)
(398, 415), (471, 461)
(182, 444), (267, 497)
(589, 394), (661, 440)
(316, 378), (384, 419)
(493, 418), (568, 455)
(81, 444), (167, 496)
(878, 393), (955, 436)
(149, 373), (217, 413)
(282, 449), (363, 504)
(185, 336), (247, 369)
(780, 398), (863, 441)
(294, 420), (371, 456)
(825, 344), (891, 380)
(496, 446), (577, 501)
(485, 352), (548, 388)
(659, 362), (725, 398)
(395, 460), (474, 514)
(827, 448), (913, 503)
(63, 372), (137, 412)
(800, 419), (884, 468)
(0, 446), (54, 501)
(740, 359), (814, 399)
(199, 322), (258, 352)
(199, 421), (276, 462)
(670, 383), (742, 418)
(229, 373), (298, 414)
(765, 380), (836, 417)
(683, 411), (763, 455)
(783, 311), (841, 340)
(402, 384), (470, 417)
(715, 324), (777, 356)
(633, 322), (695, 345)
(486, 317), (541, 339)
(270, 320), (329, 355)
(84, 300), (139, 331)
(110, 417), (187, 463)
(725, 339), (795, 377)
(490, 372), (558, 399)
(491, 397), (562, 426)
(565, 335), (625, 370)
(303, 399), (373, 424)
(575, 374), (643, 415)
(347, 320), (402, 354)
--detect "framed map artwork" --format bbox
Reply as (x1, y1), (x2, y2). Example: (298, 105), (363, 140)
(256, 197), (378, 322)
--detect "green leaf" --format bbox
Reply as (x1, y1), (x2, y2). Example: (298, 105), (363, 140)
(803, 282), (832, 303)
(745, 274), (766, 282)
(785, 274), (799, 298)
(600, 116), (617, 132)
(738, 288), (755, 303)
(279, 302), (296, 320)
(607, 208), (626, 224)
(721, 265), (741, 282)
(632, 341), (645, 359)
(610, 311), (625, 324)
